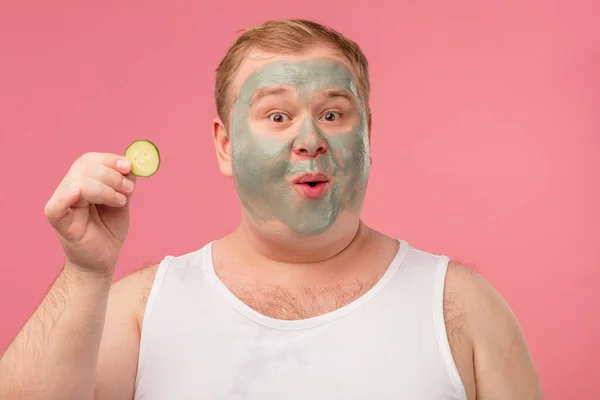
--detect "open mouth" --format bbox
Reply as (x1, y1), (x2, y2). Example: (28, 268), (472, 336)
(292, 173), (330, 198)
(304, 181), (321, 188)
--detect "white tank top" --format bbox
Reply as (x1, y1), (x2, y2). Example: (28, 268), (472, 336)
(134, 239), (467, 399)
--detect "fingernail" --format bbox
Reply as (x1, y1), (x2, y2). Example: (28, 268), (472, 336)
(117, 159), (131, 172)
(116, 192), (127, 205)
(122, 178), (134, 192)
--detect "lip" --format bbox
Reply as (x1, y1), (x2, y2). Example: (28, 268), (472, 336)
(291, 173), (331, 199)
(291, 173), (330, 185)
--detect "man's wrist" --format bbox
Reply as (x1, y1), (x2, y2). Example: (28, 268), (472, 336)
(62, 260), (115, 286)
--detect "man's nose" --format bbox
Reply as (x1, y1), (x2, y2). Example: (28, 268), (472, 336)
(292, 120), (329, 158)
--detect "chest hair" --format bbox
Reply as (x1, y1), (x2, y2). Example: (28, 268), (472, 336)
(221, 275), (378, 320)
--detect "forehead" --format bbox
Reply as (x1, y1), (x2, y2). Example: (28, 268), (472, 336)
(232, 46), (361, 103)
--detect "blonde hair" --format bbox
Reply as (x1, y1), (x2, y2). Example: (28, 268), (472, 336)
(214, 19), (371, 126)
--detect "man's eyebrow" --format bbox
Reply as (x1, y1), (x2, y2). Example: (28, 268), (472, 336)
(320, 89), (356, 103)
(249, 86), (291, 106)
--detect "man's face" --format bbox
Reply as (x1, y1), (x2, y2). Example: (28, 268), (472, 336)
(229, 48), (371, 236)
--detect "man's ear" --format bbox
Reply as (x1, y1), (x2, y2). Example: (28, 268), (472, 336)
(212, 116), (233, 177)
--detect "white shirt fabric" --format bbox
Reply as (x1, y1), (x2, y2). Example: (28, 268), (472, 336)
(134, 239), (467, 399)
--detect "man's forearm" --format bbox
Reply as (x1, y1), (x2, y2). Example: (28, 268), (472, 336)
(0, 264), (113, 399)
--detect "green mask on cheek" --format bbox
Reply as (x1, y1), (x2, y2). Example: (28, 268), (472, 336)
(230, 58), (370, 236)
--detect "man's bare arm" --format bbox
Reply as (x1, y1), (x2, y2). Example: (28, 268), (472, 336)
(0, 264), (156, 400)
(0, 265), (113, 399)
(94, 265), (158, 400)
(446, 262), (545, 399)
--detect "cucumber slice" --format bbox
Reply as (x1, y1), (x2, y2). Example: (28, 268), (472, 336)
(124, 140), (160, 177)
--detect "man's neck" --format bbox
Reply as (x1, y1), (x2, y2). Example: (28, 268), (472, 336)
(212, 219), (397, 319)
(215, 217), (373, 285)
(235, 216), (368, 264)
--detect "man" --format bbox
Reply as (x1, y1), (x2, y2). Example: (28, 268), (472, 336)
(0, 19), (544, 399)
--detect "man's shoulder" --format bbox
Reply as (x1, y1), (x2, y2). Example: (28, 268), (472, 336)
(442, 260), (513, 339)
(442, 261), (543, 397)
(113, 264), (160, 294)
(110, 264), (161, 328)
(443, 261), (482, 303)
(443, 261), (515, 331)
(443, 258), (532, 350)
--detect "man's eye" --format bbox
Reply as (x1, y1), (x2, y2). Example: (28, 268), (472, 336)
(268, 113), (290, 123)
(321, 111), (341, 122)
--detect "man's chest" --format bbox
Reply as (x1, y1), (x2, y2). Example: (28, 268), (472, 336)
(135, 315), (467, 400)
(135, 282), (471, 399)
(220, 276), (379, 320)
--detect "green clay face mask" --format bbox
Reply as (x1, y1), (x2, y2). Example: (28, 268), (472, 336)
(231, 57), (371, 236)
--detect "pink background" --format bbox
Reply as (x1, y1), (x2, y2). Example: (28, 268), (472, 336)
(1, 1), (598, 398)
